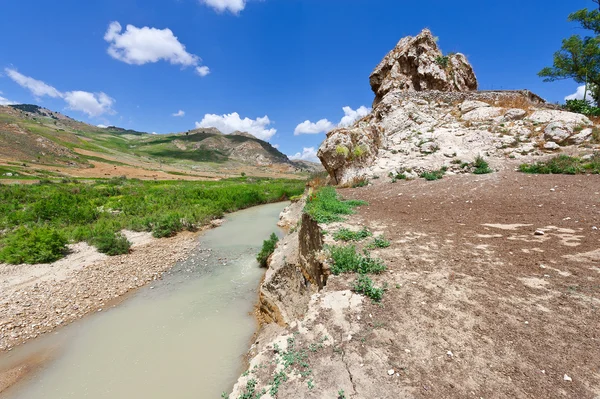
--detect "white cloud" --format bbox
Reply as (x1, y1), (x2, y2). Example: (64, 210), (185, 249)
(97, 124), (108, 128)
(200, 0), (246, 13)
(195, 112), (276, 140)
(64, 91), (115, 117)
(294, 119), (335, 135)
(104, 22), (209, 76)
(289, 147), (319, 163)
(565, 85), (594, 103)
(0, 92), (16, 105)
(5, 68), (62, 98)
(339, 105), (370, 127)
(172, 110), (185, 117)
(196, 66), (211, 77)
(293, 105), (371, 136)
(272, 144), (280, 149)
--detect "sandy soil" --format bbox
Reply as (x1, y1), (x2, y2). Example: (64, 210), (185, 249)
(233, 170), (600, 399)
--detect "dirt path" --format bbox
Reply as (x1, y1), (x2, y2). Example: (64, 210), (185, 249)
(331, 171), (600, 398)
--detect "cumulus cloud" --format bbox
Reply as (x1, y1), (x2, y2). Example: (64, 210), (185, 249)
(64, 91), (115, 117)
(200, 0), (247, 13)
(289, 147), (319, 163)
(294, 119), (335, 135)
(97, 124), (108, 128)
(172, 110), (185, 117)
(104, 22), (209, 76)
(4, 68), (115, 117)
(293, 105), (371, 135)
(195, 112), (276, 140)
(5, 68), (62, 98)
(196, 66), (211, 77)
(565, 85), (594, 103)
(0, 91), (16, 105)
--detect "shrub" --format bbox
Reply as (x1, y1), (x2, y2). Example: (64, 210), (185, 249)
(519, 155), (600, 175)
(353, 274), (385, 302)
(327, 245), (386, 275)
(564, 99), (600, 116)
(0, 227), (67, 264)
(335, 145), (350, 158)
(333, 227), (372, 242)
(420, 167), (447, 181)
(257, 233), (279, 267)
(367, 236), (391, 249)
(91, 231), (131, 256)
(435, 56), (449, 68)
(304, 187), (367, 223)
(473, 156), (493, 174)
(152, 213), (183, 238)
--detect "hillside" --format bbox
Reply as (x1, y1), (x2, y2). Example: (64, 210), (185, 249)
(0, 104), (321, 181)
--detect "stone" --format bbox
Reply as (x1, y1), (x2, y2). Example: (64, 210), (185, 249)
(534, 230), (545, 236)
(460, 100), (489, 113)
(543, 141), (560, 151)
(369, 28), (477, 106)
(564, 374), (572, 382)
(503, 108), (527, 121)
(388, 369), (395, 376)
(528, 110), (591, 126)
(544, 122), (572, 143)
(420, 141), (439, 154)
(462, 106), (504, 121)
(570, 128), (593, 145)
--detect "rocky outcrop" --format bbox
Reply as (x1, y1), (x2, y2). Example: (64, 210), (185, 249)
(318, 29), (599, 186)
(370, 28), (477, 106)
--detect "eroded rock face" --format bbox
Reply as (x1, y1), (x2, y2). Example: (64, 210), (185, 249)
(370, 29), (477, 106)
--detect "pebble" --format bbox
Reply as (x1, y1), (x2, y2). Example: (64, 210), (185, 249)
(593, 226), (598, 231)
(564, 374), (572, 382)
(534, 230), (545, 236)
(388, 369), (395, 376)
(447, 351), (454, 357)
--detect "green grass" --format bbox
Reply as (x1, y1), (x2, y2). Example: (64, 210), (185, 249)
(519, 155), (600, 175)
(332, 227), (372, 242)
(420, 167), (447, 181)
(367, 236), (391, 249)
(473, 156), (493, 174)
(327, 245), (386, 275)
(353, 274), (385, 302)
(257, 233), (279, 267)
(0, 177), (304, 264)
(304, 186), (367, 223)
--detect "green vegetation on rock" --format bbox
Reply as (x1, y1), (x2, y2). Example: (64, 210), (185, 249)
(519, 154), (600, 175)
(304, 186), (367, 223)
(257, 233), (279, 268)
(327, 245), (386, 275)
(332, 227), (372, 242)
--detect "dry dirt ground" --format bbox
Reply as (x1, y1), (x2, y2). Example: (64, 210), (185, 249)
(235, 170), (599, 399)
(334, 170), (600, 398)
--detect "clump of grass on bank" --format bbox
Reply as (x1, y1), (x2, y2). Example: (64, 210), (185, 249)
(257, 233), (279, 268)
(519, 154), (600, 175)
(353, 274), (386, 302)
(473, 156), (493, 174)
(327, 245), (386, 275)
(333, 227), (372, 242)
(367, 236), (391, 249)
(304, 186), (367, 223)
(0, 177), (304, 265)
(420, 167), (447, 181)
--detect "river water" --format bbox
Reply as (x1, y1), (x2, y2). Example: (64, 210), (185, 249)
(0, 201), (287, 399)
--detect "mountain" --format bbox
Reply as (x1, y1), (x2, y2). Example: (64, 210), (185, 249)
(0, 104), (322, 180)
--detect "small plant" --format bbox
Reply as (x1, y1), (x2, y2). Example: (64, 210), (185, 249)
(304, 187), (367, 223)
(152, 213), (183, 238)
(352, 145), (367, 159)
(336, 145), (350, 158)
(564, 99), (600, 116)
(473, 156), (493, 174)
(91, 230), (131, 256)
(333, 227), (372, 242)
(367, 236), (391, 249)
(519, 154), (600, 175)
(351, 178), (369, 188)
(338, 389), (347, 399)
(420, 167), (447, 181)
(353, 274), (386, 302)
(327, 245), (386, 275)
(257, 233), (279, 267)
(0, 226), (67, 264)
(435, 55), (449, 68)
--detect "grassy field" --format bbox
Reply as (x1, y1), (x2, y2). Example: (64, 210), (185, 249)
(0, 177), (305, 264)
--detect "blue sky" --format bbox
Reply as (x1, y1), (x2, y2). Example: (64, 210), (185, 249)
(0, 0), (595, 161)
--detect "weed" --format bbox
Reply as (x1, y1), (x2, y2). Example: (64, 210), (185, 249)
(257, 233), (279, 267)
(336, 145), (350, 158)
(0, 226), (67, 264)
(327, 245), (386, 275)
(91, 231), (131, 255)
(353, 274), (386, 302)
(350, 178), (369, 188)
(435, 56), (449, 68)
(352, 145), (366, 159)
(333, 227), (372, 242)
(367, 236), (391, 249)
(420, 167), (447, 181)
(338, 389), (347, 399)
(519, 155), (600, 175)
(304, 187), (367, 223)
(473, 156), (493, 174)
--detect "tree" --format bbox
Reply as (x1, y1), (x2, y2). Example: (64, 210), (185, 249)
(539, 3), (600, 103)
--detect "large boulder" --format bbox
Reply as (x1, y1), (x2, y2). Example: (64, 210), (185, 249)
(369, 29), (477, 106)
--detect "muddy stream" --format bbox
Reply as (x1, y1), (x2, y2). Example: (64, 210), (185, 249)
(0, 202), (288, 399)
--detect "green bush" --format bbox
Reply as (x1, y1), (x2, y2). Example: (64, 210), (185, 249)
(519, 155), (600, 175)
(304, 187), (367, 223)
(367, 236), (391, 249)
(0, 227), (67, 264)
(257, 233), (279, 267)
(473, 156), (493, 175)
(435, 55), (449, 68)
(420, 167), (447, 181)
(352, 274), (385, 302)
(91, 231), (131, 256)
(327, 245), (386, 275)
(565, 99), (600, 116)
(152, 213), (183, 238)
(333, 227), (372, 242)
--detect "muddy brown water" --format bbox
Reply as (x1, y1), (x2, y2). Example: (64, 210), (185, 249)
(0, 202), (288, 399)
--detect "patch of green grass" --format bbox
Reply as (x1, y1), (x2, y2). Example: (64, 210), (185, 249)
(473, 156), (493, 174)
(353, 274), (386, 302)
(332, 227), (372, 242)
(257, 233), (279, 267)
(519, 155), (600, 175)
(0, 178), (304, 264)
(91, 230), (131, 255)
(304, 187), (367, 223)
(0, 226), (67, 264)
(420, 167), (447, 181)
(367, 236), (391, 249)
(327, 245), (386, 275)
